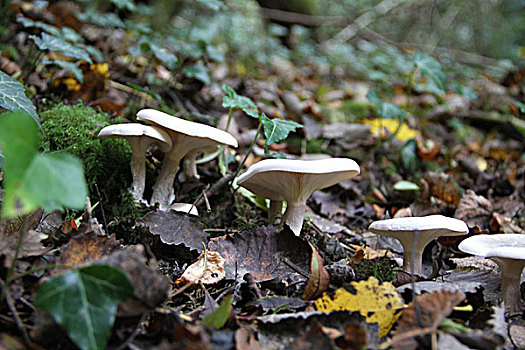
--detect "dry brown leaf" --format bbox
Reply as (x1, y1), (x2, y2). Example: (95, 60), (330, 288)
(392, 290), (465, 349)
(348, 244), (392, 260)
(424, 172), (462, 207)
(0, 230), (49, 267)
(302, 242), (330, 300)
(57, 231), (121, 268)
(180, 249), (226, 285)
(454, 189), (493, 229)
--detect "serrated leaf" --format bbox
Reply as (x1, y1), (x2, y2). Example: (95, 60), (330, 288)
(202, 295), (232, 329)
(414, 51), (446, 94)
(221, 84), (259, 118)
(0, 71), (39, 127)
(183, 64), (210, 85)
(30, 33), (92, 64)
(0, 112), (87, 218)
(34, 265), (134, 350)
(42, 60), (84, 83)
(260, 113), (302, 147)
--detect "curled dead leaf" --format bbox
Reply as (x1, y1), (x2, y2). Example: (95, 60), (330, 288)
(302, 242), (330, 300)
(180, 249), (226, 285)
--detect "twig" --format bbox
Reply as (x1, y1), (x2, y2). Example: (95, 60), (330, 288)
(1, 279), (30, 344)
(94, 184), (108, 234)
(325, 0), (405, 47)
(195, 173), (235, 207)
(113, 313), (147, 350)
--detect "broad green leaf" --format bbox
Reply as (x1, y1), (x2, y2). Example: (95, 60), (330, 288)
(366, 91), (404, 119)
(0, 112), (87, 218)
(42, 60), (84, 83)
(110, 0), (136, 11)
(401, 140), (419, 173)
(183, 64), (210, 85)
(202, 295), (232, 329)
(34, 265), (134, 350)
(260, 113), (302, 147)
(221, 84), (259, 118)
(414, 51), (446, 94)
(30, 33), (93, 64)
(393, 180), (420, 191)
(0, 71), (40, 127)
(196, 0), (226, 11)
(151, 44), (178, 69)
(17, 17), (61, 36)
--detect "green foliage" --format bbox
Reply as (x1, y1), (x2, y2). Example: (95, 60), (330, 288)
(367, 90), (405, 120)
(413, 51), (447, 95)
(34, 265), (134, 350)
(40, 103), (133, 226)
(355, 257), (397, 283)
(0, 70), (39, 127)
(0, 111), (87, 219)
(260, 113), (302, 154)
(42, 60), (84, 83)
(221, 84), (259, 118)
(29, 32), (93, 64)
(202, 295), (233, 329)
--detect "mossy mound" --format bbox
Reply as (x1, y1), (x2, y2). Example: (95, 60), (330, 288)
(40, 103), (144, 238)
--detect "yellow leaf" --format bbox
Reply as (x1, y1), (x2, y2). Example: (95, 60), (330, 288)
(362, 118), (419, 142)
(314, 277), (405, 337)
(180, 249), (225, 285)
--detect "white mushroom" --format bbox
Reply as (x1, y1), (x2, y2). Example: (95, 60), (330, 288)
(98, 123), (172, 202)
(369, 215), (468, 275)
(168, 203), (199, 216)
(458, 234), (525, 314)
(136, 109), (238, 209)
(237, 158), (360, 236)
(179, 145), (220, 182)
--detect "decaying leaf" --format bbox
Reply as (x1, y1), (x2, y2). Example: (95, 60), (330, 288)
(0, 229), (49, 267)
(180, 248), (225, 285)
(314, 277), (405, 337)
(202, 295), (233, 330)
(361, 118), (419, 142)
(424, 171), (462, 207)
(289, 322), (336, 349)
(209, 225), (311, 282)
(348, 244), (392, 260)
(137, 209), (207, 252)
(302, 242), (330, 300)
(57, 231), (121, 268)
(454, 189), (493, 230)
(391, 290), (466, 350)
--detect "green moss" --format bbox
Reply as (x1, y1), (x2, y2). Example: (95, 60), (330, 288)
(355, 256), (397, 283)
(40, 103), (143, 238)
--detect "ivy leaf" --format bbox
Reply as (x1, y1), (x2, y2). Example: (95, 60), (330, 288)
(150, 43), (178, 69)
(202, 295), (233, 329)
(0, 71), (40, 127)
(29, 33), (92, 64)
(110, 0), (136, 11)
(260, 113), (302, 148)
(42, 60), (84, 83)
(401, 140), (420, 173)
(414, 51), (446, 94)
(17, 17), (61, 36)
(221, 84), (259, 118)
(0, 112), (87, 219)
(366, 90), (404, 119)
(34, 265), (134, 350)
(183, 64), (210, 85)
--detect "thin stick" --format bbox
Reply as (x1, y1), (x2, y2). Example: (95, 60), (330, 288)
(230, 122), (263, 189)
(94, 184), (108, 234)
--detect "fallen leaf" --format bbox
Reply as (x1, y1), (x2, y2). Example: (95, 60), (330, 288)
(302, 242), (330, 300)
(290, 322), (336, 349)
(335, 324), (369, 350)
(209, 225), (311, 282)
(202, 295), (233, 330)
(454, 190), (493, 229)
(361, 118), (419, 142)
(57, 231), (121, 268)
(348, 244), (392, 260)
(391, 290), (465, 349)
(314, 277), (405, 337)
(180, 249), (226, 285)
(0, 229), (49, 267)
(424, 171), (462, 207)
(137, 209), (207, 252)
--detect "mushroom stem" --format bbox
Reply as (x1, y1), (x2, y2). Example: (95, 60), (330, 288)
(268, 200), (283, 224)
(493, 258), (525, 315)
(401, 246), (423, 276)
(127, 138), (152, 201)
(282, 201), (306, 236)
(151, 153), (183, 210)
(180, 149), (200, 182)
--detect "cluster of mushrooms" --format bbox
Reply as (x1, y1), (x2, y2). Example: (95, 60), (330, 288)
(99, 108), (525, 315)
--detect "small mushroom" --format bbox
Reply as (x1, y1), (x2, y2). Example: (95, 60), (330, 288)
(369, 215), (468, 275)
(136, 109), (238, 209)
(168, 203), (199, 216)
(237, 158), (360, 236)
(458, 234), (525, 314)
(179, 145), (220, 182)
(98, 123), (172, 202)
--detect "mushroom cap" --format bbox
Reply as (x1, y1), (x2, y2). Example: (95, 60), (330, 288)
(136, 109), (238, 148)
(237, 158), (360, 202)
(369, 215), (468, 250)
(168, 203), (199, 216)
(98, 123), (172, 152)
(459, 234), (525, 259)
